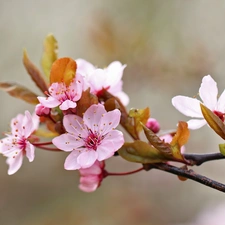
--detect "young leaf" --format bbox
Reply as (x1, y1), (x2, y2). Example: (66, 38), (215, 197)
(50, 57), (77, 86)
(118, 141), (168, 164)
(23, 49), (48, 93)
(142, 124), (172, 157)
(129, 107), (150, 132)
(170, 121), (189, 160)
(0, 82), (39, 105)
(219, 143), (225, 156)
(76, 88), (98, 117)
(200, 103), (225, 139)
(41, 34), (58, 80)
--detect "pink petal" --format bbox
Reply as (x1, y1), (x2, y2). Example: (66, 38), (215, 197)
(60, 100), (77, 110)
(38, 96), (60, 108)
(64, 151), (81, 170)
(97, 130), (124, 161)
(199, 75), (218, 110)
(6, 151), (23, 175)
(52, 133), (84, 152)
(79, 179), (98, 192)
(22, 111), (34, 137)
(77, 150), (98, 168)
(172, 96), (203, 118)
(76, 58), (95, 76)
(79, 161), (103, 176)
(106, 61), (126, 86)
(187, 119), (207, 130)
(88, 69), (107, 91)
(217, 89), (225, 112)
(25, 142), (35, 162)
(63, 114), (88, 137)
(83, 104), (106, 132)
(99, 109), (121, 135)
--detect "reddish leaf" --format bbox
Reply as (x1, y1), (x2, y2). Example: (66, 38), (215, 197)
(0, 82), (39, 105)
(50, 57), (77, 86)
(200, 103), (225, 139)
(23, 49), (48, 93)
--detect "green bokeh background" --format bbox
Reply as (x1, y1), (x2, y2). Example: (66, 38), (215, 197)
(1, 1), (225, 224)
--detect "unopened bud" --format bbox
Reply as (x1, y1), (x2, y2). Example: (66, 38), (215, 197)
(145, 118), (160, 133)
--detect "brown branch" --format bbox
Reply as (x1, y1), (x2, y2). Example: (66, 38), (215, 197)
(183, 152), (225, 166)
(145, 163), (225, 193)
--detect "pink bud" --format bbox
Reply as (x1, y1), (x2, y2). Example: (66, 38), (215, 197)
(35, 103), (50, 116)
(146, 118), (160, 133)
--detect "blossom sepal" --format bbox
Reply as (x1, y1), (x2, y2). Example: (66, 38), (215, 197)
(118, 141), (168, 164)
(200, 103), (225, 139)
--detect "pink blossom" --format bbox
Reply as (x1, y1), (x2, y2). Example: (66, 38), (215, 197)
(0, 111), (38, 175)
(37, 73), (84, 111)
(172, 75), (225, 129)
(76, 59), (129, 106)
(79, 160), (105, 192)
(52, 104), (124, 170)
(146, 118), (160, 133)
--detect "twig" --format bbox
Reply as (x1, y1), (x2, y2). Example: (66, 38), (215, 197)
(183, 152), (225, 166)
(148, 163), (225, 193)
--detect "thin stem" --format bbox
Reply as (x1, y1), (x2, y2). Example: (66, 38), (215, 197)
(32, 141), (53, 146)
(149, 163), (225, 193)
(183, 152), (225, 166)
(34, 145), (61, 151)
(106, 167), (144, 176)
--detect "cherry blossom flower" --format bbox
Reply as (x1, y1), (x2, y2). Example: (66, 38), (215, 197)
(0, 111), (39, 175)
(37, 73), (84, 111)
(35, 103), (50, 116)
(172, 75), (225, 129)
(79, 160), (105, 192)
(52, 104), (124, 170)
(76, 59), (129, 106)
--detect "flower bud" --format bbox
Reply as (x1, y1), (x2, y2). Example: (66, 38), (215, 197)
(145, 118), (160, 133)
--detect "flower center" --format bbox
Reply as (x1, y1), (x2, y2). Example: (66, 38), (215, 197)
(17, 136), (27, 151)
(85, 130), (102, 151)
(213, 110), (225, 122)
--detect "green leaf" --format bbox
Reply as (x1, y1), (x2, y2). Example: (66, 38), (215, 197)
(219, 143), (225, 156)
(118, 141), (168, 164)
(0, 82), (39, 105)
(23, 49), (48, 93)
(200, 103), (225, 139)
(41, 34), (58, 80)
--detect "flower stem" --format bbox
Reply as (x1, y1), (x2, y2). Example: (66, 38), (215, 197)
(106, 167), (144, 176)
(32, 141), (53, 146)
(33, 144), (61, 151)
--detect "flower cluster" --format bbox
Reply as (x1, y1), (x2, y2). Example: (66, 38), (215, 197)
(1, 35), (225, 194)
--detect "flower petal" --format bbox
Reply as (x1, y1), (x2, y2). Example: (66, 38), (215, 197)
(97, 130), (124, 161)
(52, 133), (84, 152)
(172, 96), (203, 118)
(64, 151), (81, 170)
(25, 142), (35, 162)
(79, 177), (99, 192)
(79, 161), (103, 176)
(83, 104), (106, 132)
(60, 100), (77, 110)
(216, 89), (225, 112)
(38, 96), (60, 108)
(6, 151), (23, 175)
(115, 91), (129, 106)
(77, 150), (98, 168)
(199, 75), (218, 110)
(187, 119), (207, 130)
(63, 114), (88, 137)
(99, 109), (121, 135)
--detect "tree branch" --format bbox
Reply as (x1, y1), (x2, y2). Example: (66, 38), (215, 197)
(146, 163), (225, 193)
(183, 152), (225, 166)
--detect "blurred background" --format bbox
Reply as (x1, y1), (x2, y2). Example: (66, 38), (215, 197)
(1, 0), (225, 224)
